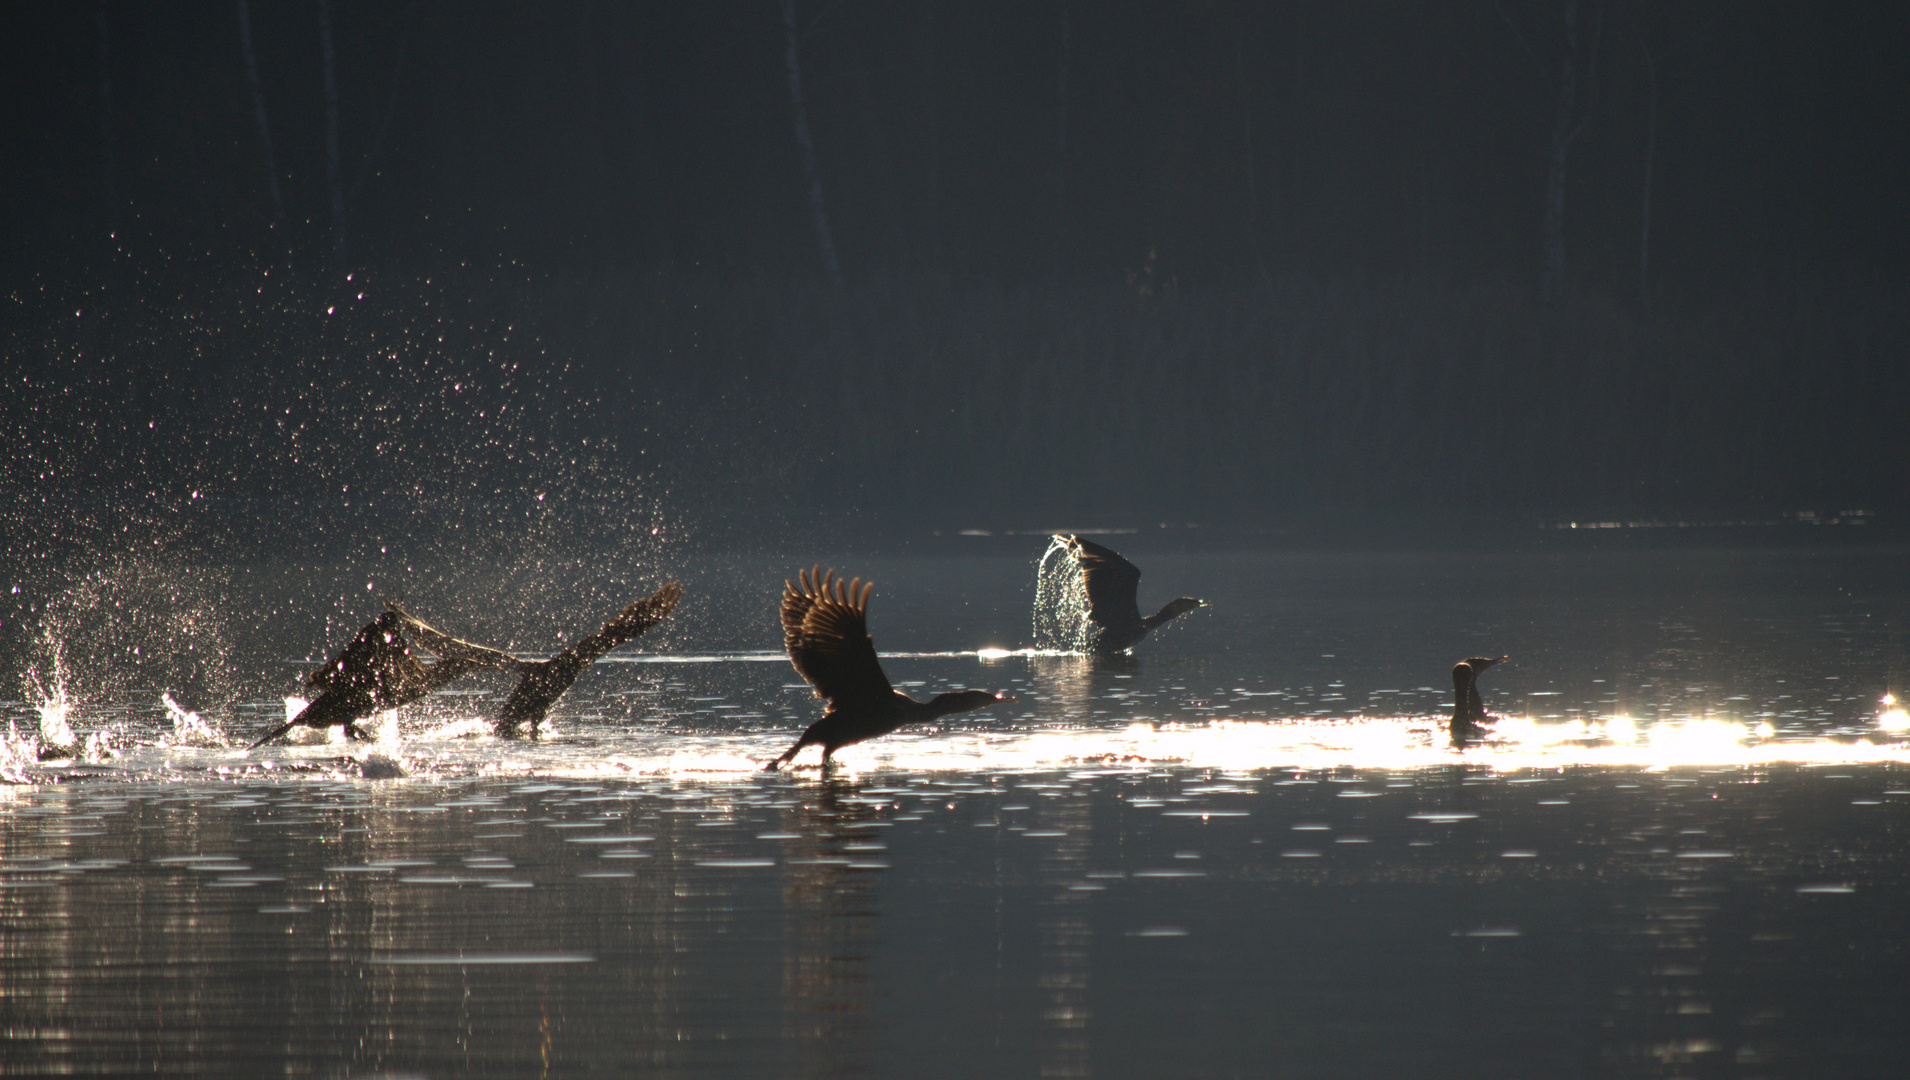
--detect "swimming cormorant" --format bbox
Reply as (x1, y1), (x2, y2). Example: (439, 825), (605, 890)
(1450, 655), (1508, 741)
(766, 567), (1012, 770)
(1042, 534), (1206, 655)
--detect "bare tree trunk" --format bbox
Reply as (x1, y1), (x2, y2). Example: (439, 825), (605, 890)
(236, 0), (286, 225)
(1052, 0), (1071, 275)
(1637, 29), (1658, 318)
(920, 0), (941, 264)
(1539, 0), (1579, 304)
(317, 0), (347, 266)
(779, 0), (842, 286)
(94, 1), (116, 238)
(1504, 0), (1602, 306)
(1236, 38), (1272, 284)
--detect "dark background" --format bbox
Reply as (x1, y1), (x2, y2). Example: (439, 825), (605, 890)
(3, 1), (1906, 557)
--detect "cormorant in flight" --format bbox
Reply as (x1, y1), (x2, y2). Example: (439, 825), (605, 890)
(250, 606), (518, 748)
(1039, 534), (1206, 655)
(767, 567), (1012, 770)
(455, 582), (683, 738)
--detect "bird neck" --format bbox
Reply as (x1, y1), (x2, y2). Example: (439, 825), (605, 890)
(1143, 598), (1201, 632)
(1451, 670), (1475, 720)
(919, 689), (997, 720)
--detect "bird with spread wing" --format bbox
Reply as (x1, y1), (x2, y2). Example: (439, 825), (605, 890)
(393, 582), (682, 739)
(767, 567), (1012, 770)
(250, 606), (519, 748)
(1039, 534), (1207, 655)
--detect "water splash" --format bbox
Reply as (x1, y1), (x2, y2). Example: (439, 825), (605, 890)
(1880, 694), (1909, 732)
(361, 709), (403, 745)
(748, 715), (1910, 776)
(1032, 535), (1091, 652)
(12, 671), (118, 763)
(420, 718), (496, 741)
(359, 752), (408, 779)
(162, 693), (230, 748)
(23, 664), (78, 759)
(21, 554), (237, 717)
(268, 696), (338, 746)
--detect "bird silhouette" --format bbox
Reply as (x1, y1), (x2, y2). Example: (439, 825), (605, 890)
(1044, 534), (1206, 655)
(482, 581), (682, 738)
(250, 607), (518, 748)
(766, 567), (1012, 770)
(1450, 655), (1508, 743)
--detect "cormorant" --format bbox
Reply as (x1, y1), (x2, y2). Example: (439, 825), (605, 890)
(1450, 655), (1508, 742)
(249, 607), (517, 748)
(413, 581), (682, 739)
(766, 567), (1012, 770)
(1043, 534), (1206, 655)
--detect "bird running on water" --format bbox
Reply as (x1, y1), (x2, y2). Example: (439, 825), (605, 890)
(766, 567), (1013, 770)
(1036, 534), (1207, 655)
(496, 582), (681, 738)
(398, 582), (683, 739)
(249, 606), (519, 749)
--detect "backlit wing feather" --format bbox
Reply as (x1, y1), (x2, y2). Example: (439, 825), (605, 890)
(782, 566), (893, 710)
(1070, 536), (1143, 628)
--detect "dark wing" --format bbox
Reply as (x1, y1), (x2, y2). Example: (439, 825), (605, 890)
(387, 603), (527, 673)
(538, 581), (683, 684)
(782, 567), (893, 709)
(1460, 655), (1507, 718)
(598, 581), (683, 642)
(1069, 536), (1144, 625)
(495, 582), (684, 734)
(305, 612), (424, 695)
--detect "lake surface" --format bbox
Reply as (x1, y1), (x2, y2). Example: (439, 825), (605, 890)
(4, 540), (1909, 1077)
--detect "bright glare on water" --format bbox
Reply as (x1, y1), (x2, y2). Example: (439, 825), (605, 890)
(2, 543), (1908, 1077)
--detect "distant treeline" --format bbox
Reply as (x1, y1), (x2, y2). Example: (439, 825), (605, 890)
(8, 4), (1907, 301)
(5, 263), (1902, 559)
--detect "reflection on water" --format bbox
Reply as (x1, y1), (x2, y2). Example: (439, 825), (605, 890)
(778, 779), (882, 1077)
(2, 545), (1908, 1075)
(3, 764), (1909, 1076)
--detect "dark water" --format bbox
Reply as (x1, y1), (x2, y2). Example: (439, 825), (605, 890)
(4, 543), (1909, 1077)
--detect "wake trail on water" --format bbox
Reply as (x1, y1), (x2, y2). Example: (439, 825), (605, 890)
(10, 700), (1910, 788)
(598, 648), (1073, 664)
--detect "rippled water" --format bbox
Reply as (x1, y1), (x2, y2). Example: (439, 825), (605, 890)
(3, 542), (1908, 1077)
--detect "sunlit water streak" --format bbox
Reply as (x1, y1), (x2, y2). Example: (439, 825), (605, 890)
(7, 611), (1910, 783)
(6, 691), (1907, 786)
(595, 648), (1076, 663)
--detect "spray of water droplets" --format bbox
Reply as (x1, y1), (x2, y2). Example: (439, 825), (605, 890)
(1032, 535), (1092, 653)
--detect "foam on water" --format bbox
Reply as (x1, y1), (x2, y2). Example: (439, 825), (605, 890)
(162, 693), (229, 749)
(41, 710), (1901, 789)
(7, 675), (1910, 787)
(35, 697), (76, 753)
